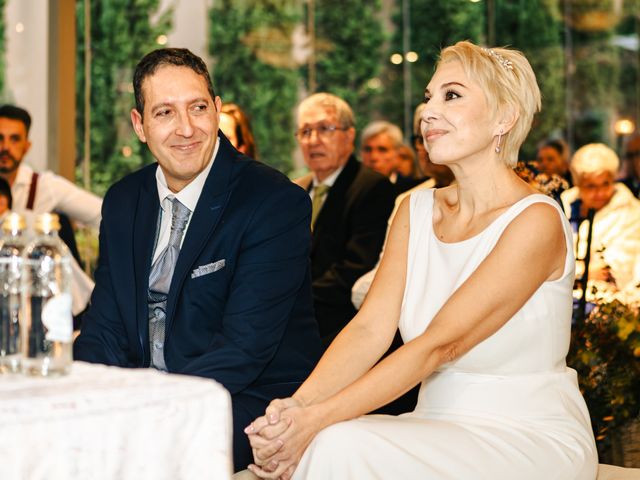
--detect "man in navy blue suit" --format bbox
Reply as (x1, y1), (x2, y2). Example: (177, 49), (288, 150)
(73, 48), (321, 471)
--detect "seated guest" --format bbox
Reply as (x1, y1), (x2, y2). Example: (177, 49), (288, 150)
(246, 41), (597, 480)
(396, 143), (418, 179)
(561, 143), (640, 298)
(73, 48), (321, 472)
(621, 134), (640, 198)
(352, 102), (453, 310)
(361, 120), (421, 193)
(536, 138), (572, 186)
(219, 102), (258, 159)
(292, 93), (395, 347)
(0, 104), (100, 317)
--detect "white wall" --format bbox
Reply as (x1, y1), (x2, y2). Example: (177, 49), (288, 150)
(160, 0), (213, 64)
(4, 0), (49, 172)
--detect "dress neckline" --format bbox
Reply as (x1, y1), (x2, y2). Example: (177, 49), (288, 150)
(430, 190), (552, 246)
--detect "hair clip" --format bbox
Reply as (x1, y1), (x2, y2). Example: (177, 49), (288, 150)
(482, 48), (514, 71)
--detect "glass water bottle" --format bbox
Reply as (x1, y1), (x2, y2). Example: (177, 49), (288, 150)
(0, 213), (27, 373)
(21, 213), (73, 376)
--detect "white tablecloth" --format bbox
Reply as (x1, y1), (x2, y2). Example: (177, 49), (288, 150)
(0, 362), (233, 480)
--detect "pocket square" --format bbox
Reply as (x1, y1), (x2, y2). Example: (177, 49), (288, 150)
(191, 259), (226, 278)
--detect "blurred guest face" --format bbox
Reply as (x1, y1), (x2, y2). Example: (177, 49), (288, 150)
(578, 171), (615, 212)
(537, 146), (566, 176)
(297, 105), (354, 182)
(361, 133), (398, 177)
(396, 146), (415, 177)
(131, 65), (221, 193)
(219, 112), (240, 149)
(0, 118), (30, 175)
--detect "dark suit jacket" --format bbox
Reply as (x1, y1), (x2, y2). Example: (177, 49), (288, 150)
(295, 155), (395, 344)
(74, 134), (321, 468)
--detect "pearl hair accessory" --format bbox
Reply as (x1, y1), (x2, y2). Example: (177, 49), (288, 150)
(482, 48), (514, 71)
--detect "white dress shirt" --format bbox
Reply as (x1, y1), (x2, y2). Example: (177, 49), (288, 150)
(152, 139), (219, 264)
(308, 165), (344, 201)
(10, 163), (103, 315)
(11, 163), (102, 229)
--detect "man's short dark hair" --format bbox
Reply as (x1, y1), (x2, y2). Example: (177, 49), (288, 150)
(133, 48), (216, 119)
(0, 105), (32, 133)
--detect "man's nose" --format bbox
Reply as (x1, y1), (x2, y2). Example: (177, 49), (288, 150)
(175, 111), (195, 137)
(307, 128), (322, 144)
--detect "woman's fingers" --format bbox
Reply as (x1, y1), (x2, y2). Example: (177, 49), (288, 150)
(254, 439), (284, 461)
(245, 415), (270, 435)
(248, 459), (293, 479)
(259, 415), (292, 440)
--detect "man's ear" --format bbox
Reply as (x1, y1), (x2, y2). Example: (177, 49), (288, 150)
(23, 139), (32, 157)
(346, 126), (356, 145)
(130, 108), (147, 143)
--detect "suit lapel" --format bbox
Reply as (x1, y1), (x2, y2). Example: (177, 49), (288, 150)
(311, 156), (359, 252)
(164, 135), (236, 332)
(133, 167), (160, 363)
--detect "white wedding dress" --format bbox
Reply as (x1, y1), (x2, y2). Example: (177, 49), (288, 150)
(294, 190), (598, 479)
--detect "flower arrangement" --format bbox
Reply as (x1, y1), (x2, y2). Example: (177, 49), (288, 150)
(568, 294), (640, 455)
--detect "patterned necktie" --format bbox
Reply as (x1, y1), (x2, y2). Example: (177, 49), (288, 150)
(311, 183), (329, 229)
(148, 197), (191, 371)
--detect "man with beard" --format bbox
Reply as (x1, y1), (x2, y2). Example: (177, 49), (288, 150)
(0, 104), (101, 317)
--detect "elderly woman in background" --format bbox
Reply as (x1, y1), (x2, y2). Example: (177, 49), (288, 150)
(246, 40), (597, 480)
(561, 143), (640, 299)
(219, 102), (258, 159)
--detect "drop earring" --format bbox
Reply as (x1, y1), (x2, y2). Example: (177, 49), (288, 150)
(495, 129), (504, 153)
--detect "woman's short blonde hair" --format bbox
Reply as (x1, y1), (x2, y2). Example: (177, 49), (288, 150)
(570, 143), (620, 182)
(437, 41), (541, 168)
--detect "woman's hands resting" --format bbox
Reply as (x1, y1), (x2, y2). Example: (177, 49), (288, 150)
(245, 397), (324, 479)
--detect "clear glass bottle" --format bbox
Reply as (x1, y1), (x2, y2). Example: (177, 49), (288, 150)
(0, 213), (28, 373)
(21, 213), (73, 376)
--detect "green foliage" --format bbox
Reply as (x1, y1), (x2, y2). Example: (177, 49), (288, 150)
(494, 0), (565, 160)
(209, 0), (301, 173)
(76, 0), (172, 196)
(568, 299), (640, 455)
(309, 0), (385, 133)
(382, 0), (485, 130)
(0, 0), (5, 96)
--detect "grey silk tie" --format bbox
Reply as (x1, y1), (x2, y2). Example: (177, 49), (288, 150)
(148, 197), (191, 371)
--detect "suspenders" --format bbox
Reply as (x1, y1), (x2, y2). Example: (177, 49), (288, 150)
(26, 172), (39, 210)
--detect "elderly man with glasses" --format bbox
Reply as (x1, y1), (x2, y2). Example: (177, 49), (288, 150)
(293, 93), (395, 348)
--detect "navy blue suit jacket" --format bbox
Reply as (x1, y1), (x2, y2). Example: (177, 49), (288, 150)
(74, 134), (321, 469)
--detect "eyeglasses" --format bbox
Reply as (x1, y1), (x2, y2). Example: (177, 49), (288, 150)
(295, 124), (349, 142)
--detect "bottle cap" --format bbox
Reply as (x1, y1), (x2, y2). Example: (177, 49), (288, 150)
(34, 213), (61, 234)
(2, 212), (26, 233)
